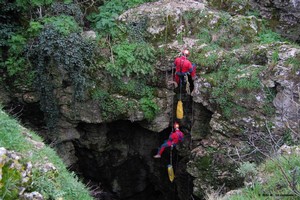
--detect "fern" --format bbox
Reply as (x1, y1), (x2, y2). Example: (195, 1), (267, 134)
(89, 0), (153, 38)
(106, 41), (155, 78)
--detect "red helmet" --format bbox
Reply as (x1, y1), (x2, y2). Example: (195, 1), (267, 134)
(182, 49), (190, 57)
(174, 122), (180, 129)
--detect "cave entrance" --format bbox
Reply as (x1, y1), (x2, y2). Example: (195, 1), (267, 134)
(71, 120), (194, 200)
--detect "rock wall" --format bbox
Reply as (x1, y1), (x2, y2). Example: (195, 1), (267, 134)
(250, 0), (300, 42)
(1, 0), (300, 199)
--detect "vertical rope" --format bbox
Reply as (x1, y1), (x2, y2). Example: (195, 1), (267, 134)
(179, 79), (182, 101)
(170, 146), (173, 165)
(171, 63), (175, 132)
(190, 100), (194, 150)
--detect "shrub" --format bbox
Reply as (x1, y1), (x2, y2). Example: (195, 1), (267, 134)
(258, 29), (282, 44)
(140, 97), (159, 121)
(237, 161), (257, 177)
(2, 34), (35, 87)
(88, 0), (152, 38)
(111, 79), (155, 98)
(91, 88), (137, 120)
(105, 41), (155, 78)
(42, 15), (81, 35)
(16, 0), (53, 11)
(285, 56), (300, 74)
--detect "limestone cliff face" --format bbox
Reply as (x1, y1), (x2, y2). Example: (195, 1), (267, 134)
(250, 0), (300, 42)
(1, 0), (300, 199)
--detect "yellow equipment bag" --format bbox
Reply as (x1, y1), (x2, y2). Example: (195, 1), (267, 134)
(176, 100), (183, 119)
(167, 164), (175, 182)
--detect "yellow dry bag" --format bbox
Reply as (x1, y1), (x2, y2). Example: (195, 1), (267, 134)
(167, 164), (175, 182)
(176, 100), (183, 119)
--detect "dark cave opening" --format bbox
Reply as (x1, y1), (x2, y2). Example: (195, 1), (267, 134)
(3, 100), (46, 131)
(71, 120), (195, 200)
(2, 92), (207, 200)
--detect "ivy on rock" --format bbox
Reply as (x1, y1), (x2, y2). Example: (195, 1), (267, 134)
(27, 25), (95, 130)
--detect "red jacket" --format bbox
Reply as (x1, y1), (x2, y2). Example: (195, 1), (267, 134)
(174, 56), (193, 74)
(168, 129), (184, 145)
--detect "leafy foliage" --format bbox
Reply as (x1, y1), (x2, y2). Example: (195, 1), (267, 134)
(230, 154), (300, 199)
(204, 57), (264, 118)
(5, 34), (26, 77)
(92, 78), (159, 121)
(1, 33), (35, 88)
(42, 15), (81, 35)
(27, 21), (44, 37)
(91, 88), (134, 120)
(258, 29), (283, 44)
(0, 1), (21, 47)
(88, 0), (150, 38)
(140, 97), (159, 121)
(47, 2), (84, 25)
(27, 26), (95, 130)
(16, 0), (53, 10)
(106, 41), (155, 78)
(111, 79), (155, 98)
(237, 161), (257, 177)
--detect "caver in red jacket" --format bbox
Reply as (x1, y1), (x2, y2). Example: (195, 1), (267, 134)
(153, 122), (184, 158)
(174, 50), (196, 84)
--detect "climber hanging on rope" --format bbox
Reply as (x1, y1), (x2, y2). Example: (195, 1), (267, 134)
(153, 122), (184, 158)
(174, 49), (197, 92)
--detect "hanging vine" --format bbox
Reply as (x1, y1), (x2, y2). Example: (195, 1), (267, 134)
(27, 25), (95, 130)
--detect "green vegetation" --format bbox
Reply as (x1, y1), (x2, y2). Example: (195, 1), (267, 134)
(88, 0), (154, 38)
(16, 0), (53, 10)
(258, 29), (283, 44)
(285, 56), (300, 73)
(91, 79), (159, 121)
(229, 154), (300, 200)
(27, 25), (95, 130)
(42, 15), (81, 35)
(0, 0), (96, 131)
(1, 0), (160, 131)
(106, 41), (155, 78)
(111, 79), (155, 98)
(86, 0), (157, 81)
(91, 88), (133, 120)
(262, 87), (276, 117)
(203, 59), (264, 118)
(140, 97), (159, 121)
(237, 161), (257, 177)
(0, 108), (92, 200)
(1, 165), (22, 200)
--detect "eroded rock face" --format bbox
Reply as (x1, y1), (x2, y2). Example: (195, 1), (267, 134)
(189, 41), (300, 197)
(250, 0), (300, 42)
(119, 0), (205, 40)
(1, 0), (300, 199)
